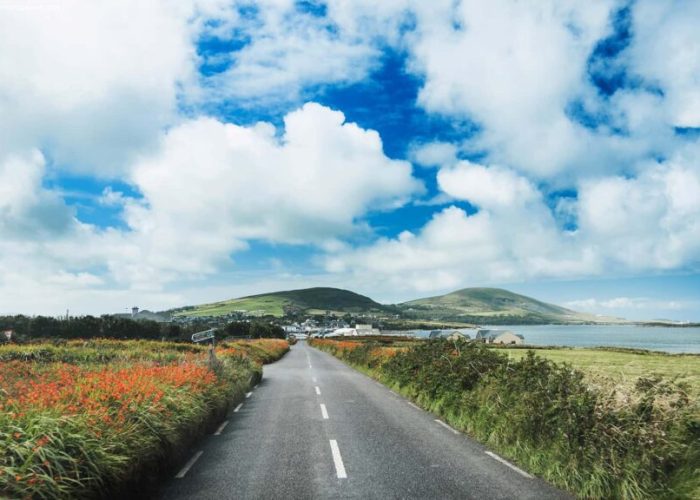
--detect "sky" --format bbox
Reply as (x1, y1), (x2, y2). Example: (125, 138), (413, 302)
(1, 0), (699, 321)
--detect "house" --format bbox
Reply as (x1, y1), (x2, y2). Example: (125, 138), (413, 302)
(446, 331), (471, 342)
(475, 329), (524, 345)
(2, 329), (13, 342)
(355, 324), (381, 335)
(325, 327), (359, 337)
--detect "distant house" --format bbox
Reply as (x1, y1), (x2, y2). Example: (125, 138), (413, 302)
(475, 329), (524, 345)
(429, 330), (473, 341)
(355, 324), (381, 335)
(2, 329), (13, 342)
(325, 327), (358, 337)
(446, 331), (471, 342)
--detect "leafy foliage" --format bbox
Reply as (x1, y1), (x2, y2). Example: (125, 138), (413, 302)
(311, 338), (699, 499)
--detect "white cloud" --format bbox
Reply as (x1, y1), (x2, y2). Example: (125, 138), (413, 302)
(411, 141), (458, 168)
(437, 161), (538, 209)
(628, 0), (700, 127)
(111, 102), (422, 285)
(0, 0), (232, 175)
(325, 146), (700, 293)
(565, 297), (687, 312)
(202, 0), (382, 105)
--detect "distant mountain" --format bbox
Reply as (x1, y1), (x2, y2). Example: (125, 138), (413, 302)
(172, 285), (621, 324)
(174, 287), (388, 318)
(399, 287), (610, 324)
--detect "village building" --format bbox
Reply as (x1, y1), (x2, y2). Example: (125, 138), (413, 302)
(475, 329), (524, 345)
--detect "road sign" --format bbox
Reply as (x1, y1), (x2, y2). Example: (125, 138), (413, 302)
(191, 329), (216, 343)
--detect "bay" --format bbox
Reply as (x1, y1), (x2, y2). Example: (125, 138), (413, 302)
(412, 324), (700, 353)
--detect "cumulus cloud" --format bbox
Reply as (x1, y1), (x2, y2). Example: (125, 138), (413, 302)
(106, 103), (421, 285)
(437, 161), (539, 209)
(201, 0), (382, 105)
(410, 141), (459, 168)
(0, 0), (232, 175)
(325, 146), (700, 293)
(628, 0), (700, 127)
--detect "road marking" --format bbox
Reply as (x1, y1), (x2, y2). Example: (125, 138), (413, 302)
(175, 451), (203, 478)
(315, 386), (321, 395)
(309, 363), (313, 369)
(245, 392), (252, 398)
(233, 403), (243, 412)
(485, 451), (533, 479)
(329, 440), (347, 479)
(407, 402), (421, 410)
(214, 420), (229, 435)
(434, 419), (459, 434)
(320, 403), (329, 419)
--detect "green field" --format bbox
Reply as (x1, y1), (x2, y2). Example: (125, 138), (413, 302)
(501, 347), (700, 397)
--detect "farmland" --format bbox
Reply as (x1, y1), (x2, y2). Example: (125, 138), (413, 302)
(310, 338), (699, 499)
(501, 346), (700, 397)
(0, 338), (289, 499)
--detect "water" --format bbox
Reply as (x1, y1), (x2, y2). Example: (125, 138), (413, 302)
(411, 325), (700, 354)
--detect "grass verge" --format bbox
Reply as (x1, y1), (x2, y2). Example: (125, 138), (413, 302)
(310, 338), (699, 499)
(0, 338), (289, 498)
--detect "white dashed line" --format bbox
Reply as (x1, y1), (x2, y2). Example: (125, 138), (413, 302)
(434, 419), (459, 434)
(245, 392), (252, 398)
(329, 440), (347, 479)
(485, 451), (533, 479)
(407, 402), (421, 410)
(214, 420), (228, 435)
(175, 451), (203, 478)
(315, 386), (321, 395)
(233, 403), (243, 412)
(320, 403), (329, 419)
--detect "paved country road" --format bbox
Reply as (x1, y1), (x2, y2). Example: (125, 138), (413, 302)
(159, 342), (570, 500)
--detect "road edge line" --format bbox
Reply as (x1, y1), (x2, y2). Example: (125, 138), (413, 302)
(485, 451), (533, 479)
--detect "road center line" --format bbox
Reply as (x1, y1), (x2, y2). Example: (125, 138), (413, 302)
(315, 386), (321, 395)
(245, 392), (252, 398)
(485, 451), (533, 479)
(320, 403), (329, 419)
(434, 419), (459, 434)
(175, 451), (203, 479)
(214, 420), (229, 435)
(233, 403), (243, 412)
(329, 440), (347, 479)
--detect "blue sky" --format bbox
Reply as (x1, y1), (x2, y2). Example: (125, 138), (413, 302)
(1, 0), (699, 320)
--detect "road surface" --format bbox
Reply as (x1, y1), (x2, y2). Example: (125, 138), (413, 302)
(159, 341), (570, 499)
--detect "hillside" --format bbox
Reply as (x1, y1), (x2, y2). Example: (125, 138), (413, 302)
(174, 287), (387, 317)
(399, 287), (609, 324)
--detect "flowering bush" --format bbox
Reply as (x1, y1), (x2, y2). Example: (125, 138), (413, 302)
(0, 339), (288, 498)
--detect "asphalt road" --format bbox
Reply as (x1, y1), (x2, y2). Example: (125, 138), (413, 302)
(159, 341), (570, 500)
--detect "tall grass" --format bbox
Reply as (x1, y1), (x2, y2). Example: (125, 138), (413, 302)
(310, 339), (699, 499)
(0, 338), (289, 498)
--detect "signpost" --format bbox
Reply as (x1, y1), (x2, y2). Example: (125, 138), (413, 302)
(191, 329), (216, 343)
(191, 328), (219, 369)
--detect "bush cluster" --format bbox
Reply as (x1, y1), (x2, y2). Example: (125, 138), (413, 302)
(0, 339), (289, 498)
(310, 339), (699, 499)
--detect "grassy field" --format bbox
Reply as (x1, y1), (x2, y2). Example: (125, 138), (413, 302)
(501, 347), (700, 397)
(177, 296), (288, 317)
(0, 338), (289, 498)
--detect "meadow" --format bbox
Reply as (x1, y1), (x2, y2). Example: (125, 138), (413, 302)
(310, 338), (699, 499)
(0, 338), (289, 499)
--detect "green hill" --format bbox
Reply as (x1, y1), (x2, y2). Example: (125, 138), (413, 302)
(399, 287), (602, 324)
(174, 287), (387, 318)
